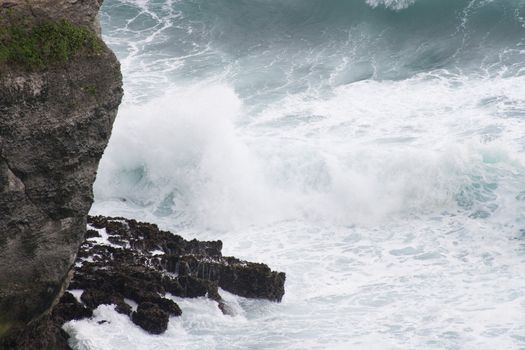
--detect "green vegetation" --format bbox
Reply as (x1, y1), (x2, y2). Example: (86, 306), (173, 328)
(0, 322), (11, 339)
(83, 84), (98, 96)
(0, 20), (102, 70)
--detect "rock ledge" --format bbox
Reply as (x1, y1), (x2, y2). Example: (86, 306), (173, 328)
(47, 215), (286, 345)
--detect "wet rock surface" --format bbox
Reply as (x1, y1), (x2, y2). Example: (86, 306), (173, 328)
(51, 215), (286, 336)
(131, 302), (170, 335)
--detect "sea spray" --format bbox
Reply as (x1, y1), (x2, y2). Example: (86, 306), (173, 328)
(74, 0), (525, 348)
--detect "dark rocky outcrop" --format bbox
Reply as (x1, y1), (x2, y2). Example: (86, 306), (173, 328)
(0, 315), (71, 350)
(3, 292), (93, 350)
(131, 302), (170, 335)
(53, 292), (93, 325)
(0, 0), (123, 346)
(51, 216), (285, 335)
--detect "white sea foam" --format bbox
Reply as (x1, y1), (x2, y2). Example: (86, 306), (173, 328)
(94, 73), (525, 229)
(85, 71), (525, 349)
(366, 0), (417, 10)
(72, 0), (525, 349)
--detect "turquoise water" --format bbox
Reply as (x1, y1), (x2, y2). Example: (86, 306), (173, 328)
(66, 1), (525, 349)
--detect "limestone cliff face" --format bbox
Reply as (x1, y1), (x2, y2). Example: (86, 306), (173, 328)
(0, 0), (122, 341)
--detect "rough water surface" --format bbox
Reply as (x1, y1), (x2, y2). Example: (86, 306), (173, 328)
(67, 0), (525, 349)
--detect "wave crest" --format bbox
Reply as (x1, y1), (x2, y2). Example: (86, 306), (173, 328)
(366, 0), (417, 10)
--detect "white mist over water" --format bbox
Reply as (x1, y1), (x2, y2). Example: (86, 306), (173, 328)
(94, 74), (525, 229)
(68, 0), (525, 348)
(366, 0), (417, 10)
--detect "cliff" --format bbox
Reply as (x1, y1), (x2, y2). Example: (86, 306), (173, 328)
(0, 0), (123, 347)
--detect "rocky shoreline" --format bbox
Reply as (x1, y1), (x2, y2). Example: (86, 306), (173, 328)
(6, 216), (286, 349)
(0, 2), (287, 348)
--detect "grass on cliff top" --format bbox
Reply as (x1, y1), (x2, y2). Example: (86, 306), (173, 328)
(0, 20), (102, 70)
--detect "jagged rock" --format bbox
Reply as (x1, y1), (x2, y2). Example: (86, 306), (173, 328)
(85, 229), (101, 239)
(132, 302), (169, 335)
(52, 215), (286, 335)
(80, 289), (131, 316)
(152, 298), (182, 317)
(0, 0), (122, 345)
(52, 292), (93, 325)
(165, 255), (286, 302)
(0, 316), (71, 350)
(217, 257), (286, 301)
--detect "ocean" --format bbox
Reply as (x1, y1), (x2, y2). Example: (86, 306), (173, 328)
(65, 0), (525, 348)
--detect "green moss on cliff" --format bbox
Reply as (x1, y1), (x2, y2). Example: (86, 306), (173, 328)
(0, 323), (11, 338)
(0, 20), (102, 70)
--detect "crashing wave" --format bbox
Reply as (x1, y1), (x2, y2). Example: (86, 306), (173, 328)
(366, 0), (417, 10)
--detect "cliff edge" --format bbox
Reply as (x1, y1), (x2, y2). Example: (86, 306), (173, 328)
(0, 0), (123, 346)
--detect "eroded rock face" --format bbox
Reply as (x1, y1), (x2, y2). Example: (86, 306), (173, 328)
(0, 0), (122, 342)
